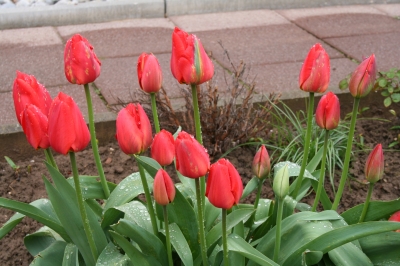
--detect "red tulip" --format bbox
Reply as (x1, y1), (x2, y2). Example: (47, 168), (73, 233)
(151, 129), (175, 166)
(252, 145), (270, 179)
(20, 104), (50, 150)
(137, 53), (163, 93)
(299, 43), (330, 93)
(12, 71), (52, 124)
(365, 144), (384, 183)
(170, 27), (214, 85)
(349, 54), (377, 98)
(206, 159), (243, 209)
(48, 92), (90, 154)
(315, 92), (340, 130)
(388, 210), (400, 232)
(116, 103), (153, 155)
(153, 169), (176, 205)
(175, 131), (210, 178)
(64, 34), (101, 85)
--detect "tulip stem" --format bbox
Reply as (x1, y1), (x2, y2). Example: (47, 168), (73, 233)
(69, 152), (98, 261)
(254, 177), (264, 210)
(83, 84), (110, 199)
(44, 148), (58, 170)
(195, 178), (208, 266)
(136, 159), (158, 235)
(332, 97), (360, 211)
(359, 183), (374, 223)
(293, 92), (315, 199)
(312, 130), (330, 212)
(150, 93), (161, 133)
(273, 198), (284, 263)
(222, 208), (229, 266)
(163, 205), (174, 266)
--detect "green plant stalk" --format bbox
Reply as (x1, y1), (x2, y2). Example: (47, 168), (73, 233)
(163, 205), (173, 266)
(273, 197), (284, 263)
(84, 84), (110, 198)
(136, 159), (158, 235)
(359, 182), (374, 223)
(312, 130), (330, 212)
(69, 152), (98, 261)
(150, 93), (161, 133)
(332, 97), (360, 210)
(254, 177), (264, 210)
(195, 178), (208, 266)
(292, 92), (315, 198)
(222, 208), (229, 266)
(44, 148), (58, 170)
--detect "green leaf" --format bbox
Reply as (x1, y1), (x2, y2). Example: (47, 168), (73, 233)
(162, 223), (193, 266)
(4, 156), (19, 170)
(274, 162), (317, 181)
(255, 199), (272, 222)
(135, 155), (161, 177)
(310, 179), (332, 210)
(384, 97), (392, 107)
(115, 201), (153, 233)
(112, 219), (168, 265)
(24, 226), (63, 256)
(341, 199), (400, 224)
(97, 242), (130, 265)
(392, 92), (400, 103)
(110, 231), (161, 266)
(359, 231), (400, 265)
(378, 78), (388, 87)
(327, 242), (372, 266)
(302, 250), (323, 265)
(339, 79), (348, 90)
(227, 234), (279, 266)
(381, 90), (390, 97)
(62, 243), (78, 266)
(66, 175), (116, 199)
(30, 241), (67, 266)
(204, 198), (220, 231)
(282, 221), (400, 266)
(241, 177), (259, 199)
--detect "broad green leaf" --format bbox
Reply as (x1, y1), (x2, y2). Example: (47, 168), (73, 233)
(229, 221), (245, 265)
(310, 180), (332, 210)
(255, 199), (272, 222)
(359, 231), (400, 265)
(66, 175), (116, 199)
(227, 234), (279, 266)
(97, 242), (131, 266)
(306, 147), (324, 173)
(62, 243), (78, 266)
(30, 241), (67, 266)
(112, 219), (168, 265)
(282, 221), (400, 266)
(382, 90), (390, 96)
(135, 155), (162, 177)
(327, 242), (372, 266)
(392, 92), (400, 103)
(110, 231), (161, 266)
(341, 199), (400, 225)
(204, 198), (220, 231)
(274, 162), (317, 181)
(162, 223), (193, 266)
(384, 97), (392, 107)
(24, 226), (63, 256)
(302, 250), (323, 265)
(339, 79), (348, 90)
(241, 177), (259, 199)
(115, 201), (152, 233)
(378, 78), (388, 87)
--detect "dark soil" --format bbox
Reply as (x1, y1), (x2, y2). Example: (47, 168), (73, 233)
(1, 102), (400, 265)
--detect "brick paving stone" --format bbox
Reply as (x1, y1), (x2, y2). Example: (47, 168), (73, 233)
(0, 27), (62, 48)
(372, 4), (400, 17)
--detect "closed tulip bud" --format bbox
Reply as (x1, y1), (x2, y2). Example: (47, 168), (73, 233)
(273, 164), (289, 200)
(153, 169), (176, 205)
(137, 53), (163, 93)
(12, 71), (52, 124)
(349, 54), (376, 98)
(252, 145), (271, 179)
(151, 129), (175, 166)
(175, 131), (210, 178)
(365, 144), (384, 183)
(171, 27), (214, 85)
(64, 34), (101, 85)
(299, 43), (330, 93)
(116, 103), (153, 155)
(388, 210), (400, 232)
(21, 104), (50, 150)
(48, 92), (90, 155)
(315, 92), (340, 130)
(206, 159), (243, 209)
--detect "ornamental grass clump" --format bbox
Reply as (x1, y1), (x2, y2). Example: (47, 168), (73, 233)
(1, 29), (400, 266)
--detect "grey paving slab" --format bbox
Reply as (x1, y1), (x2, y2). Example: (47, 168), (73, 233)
(194, 25), (343, 69)
(374, 3), (400, 16)
(0, 44), (67, 93)
(325, 32), (400, 71)
(0, 27), (62, 48)
(0, 91), (20, 127)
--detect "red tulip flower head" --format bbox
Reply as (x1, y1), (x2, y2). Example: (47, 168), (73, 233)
(252, 145), (271, 179)
(151, 129), (175, 166)
(206, 159), (243, 209)
(116, 103), (153, 155)
(388, 210), (400, 232)
(64, 34), (101, 85)
(137, 53), (163, 93)
(365, 144), (384, 184)
(48, 92), (90, 154)
(171, 27), (214, 85)
(315, 92), (340, 130)
(175, 131), (210, 178)
(299, 43), (330, 93)
(12, 71), (52, 124)
(21, 104), (50, 150)
(153, 169), (176, 206)
(349, 54), (377, 98)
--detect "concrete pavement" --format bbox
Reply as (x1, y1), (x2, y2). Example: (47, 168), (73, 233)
(1, 4), (400, 159)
